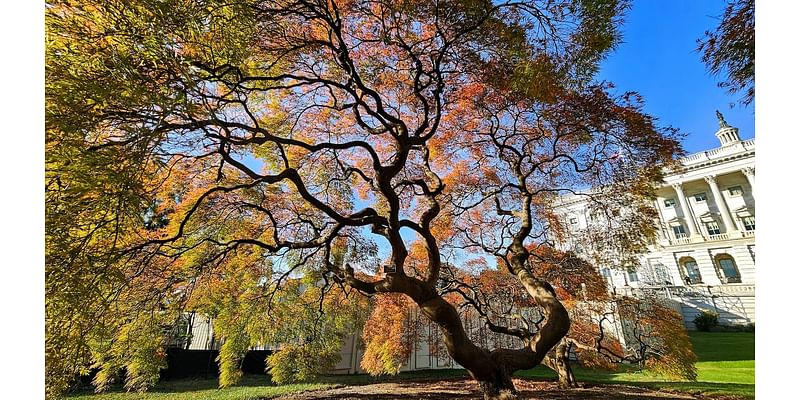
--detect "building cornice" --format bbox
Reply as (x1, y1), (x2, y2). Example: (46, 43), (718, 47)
(554, 138), (755, 206)
(665, 139), (755, 175)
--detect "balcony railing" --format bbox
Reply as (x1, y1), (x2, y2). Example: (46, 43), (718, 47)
(663, 230), (754, 247)
(711, 283), (755, 296)
(672, 237), (691, 245)
(708, 233), (729, 241)
(622, 283), (755, 299)
(675, 138), (755, 167)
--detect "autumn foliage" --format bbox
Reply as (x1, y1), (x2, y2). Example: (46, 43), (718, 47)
(697, 0), (755, 106)
(46, 0), (685, 398)
(360, 294), (416, 375)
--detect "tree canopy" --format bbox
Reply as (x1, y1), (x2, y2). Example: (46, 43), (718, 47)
(697, 0), (755, 106)
(46, 0), (682, 398)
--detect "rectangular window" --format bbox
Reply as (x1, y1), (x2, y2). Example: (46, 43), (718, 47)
(601, 268), (611, 278)
(742, 216), (755, 231)
(569, 217), (578, 225)
(728, 186), (744, 196)
(705, 220), (721, 235)
(627, 268), (639, 283)
(672, 225), (687, 238)
(664, 198), (676, 208)
(693, 192), (707, 202)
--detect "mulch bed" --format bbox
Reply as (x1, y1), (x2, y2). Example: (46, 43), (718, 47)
(272, 378), (737, 400)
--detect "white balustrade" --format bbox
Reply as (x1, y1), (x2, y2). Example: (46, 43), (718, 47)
(708, 233), (730, 241)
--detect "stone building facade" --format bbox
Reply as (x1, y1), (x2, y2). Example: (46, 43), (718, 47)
(556, 115), (755, 328)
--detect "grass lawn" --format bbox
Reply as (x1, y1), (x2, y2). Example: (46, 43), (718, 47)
(516, 331), (755, 399)
(66, 375), (337, 400)
(68, 331), (754, 399)
(66, 370), (470, 400)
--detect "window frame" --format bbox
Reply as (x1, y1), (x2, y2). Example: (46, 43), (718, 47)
(692, 192), (708, 202)
(714, 254), (742, 284)
(679, 257), (702, 284)
(705, 220), (721, 235)
(627, 268), (639, 283)
(728, 185), (744, 196)
(742, 216), (755, 231)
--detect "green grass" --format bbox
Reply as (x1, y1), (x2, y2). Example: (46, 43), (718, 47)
(69, 331), (755, 399)
(515, 331), (755, 399)
(66, 369), (471, 400)
(66, 375), (337, 400)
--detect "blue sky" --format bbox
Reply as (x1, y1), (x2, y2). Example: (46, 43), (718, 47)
(243, 1), (757, 266)
(596, 1), (754, 154)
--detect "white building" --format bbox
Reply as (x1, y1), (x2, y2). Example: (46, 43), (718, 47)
(557, 113), (755, 328)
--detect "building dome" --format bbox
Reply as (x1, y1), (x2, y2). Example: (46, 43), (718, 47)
(715, 110), (741, 146)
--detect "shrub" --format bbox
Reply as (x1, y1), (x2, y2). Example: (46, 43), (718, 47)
(693, 310), (719, 332)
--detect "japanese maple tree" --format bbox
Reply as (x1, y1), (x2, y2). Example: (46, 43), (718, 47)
(46, 0), (681, 398)
(697, 0), (755, 106)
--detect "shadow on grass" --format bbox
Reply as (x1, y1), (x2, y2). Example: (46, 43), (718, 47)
(68, 370), (470, 397)
(69, 374), (275, 396)
(515, 366), (755, 399)
(69, 366), (754, 399)
(601, 380), (755, 399)
(314, 369), (470, 386)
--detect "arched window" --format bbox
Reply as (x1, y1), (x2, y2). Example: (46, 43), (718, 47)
(714, 254), (742, 284)
(679, 257), (702, 285)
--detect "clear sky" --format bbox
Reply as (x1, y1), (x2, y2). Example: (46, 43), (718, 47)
(596, 1), (755, 154)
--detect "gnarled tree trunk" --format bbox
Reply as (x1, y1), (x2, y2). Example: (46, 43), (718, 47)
(397, 266), (570, 399)
(547, 340), (578, 388)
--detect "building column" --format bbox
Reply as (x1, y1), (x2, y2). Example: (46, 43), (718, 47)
(742, 167), (755, 198)
(671, 183), (700, 239)
(704, 175), (738, 235)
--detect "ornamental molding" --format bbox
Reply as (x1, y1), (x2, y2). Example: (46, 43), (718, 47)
(697, 212), (717, 223)
(664, 149), (755, 175)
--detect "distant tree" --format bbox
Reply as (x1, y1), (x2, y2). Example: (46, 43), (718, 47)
(46, 0), (681, 398)
(550, 293), (698, 385)
(452, 248), (697, 388)
(697, 0), (755, 106)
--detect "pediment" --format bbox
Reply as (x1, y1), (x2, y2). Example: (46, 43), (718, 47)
(697, 211), (716, 223)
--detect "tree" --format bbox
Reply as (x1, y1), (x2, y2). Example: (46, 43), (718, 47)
(446, 247), (696, 389)
(46, 0), (681, 398)
(697, 0), (755, 106)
